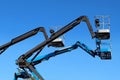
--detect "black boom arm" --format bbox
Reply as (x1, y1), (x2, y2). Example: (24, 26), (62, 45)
(0, 27), (48, 54)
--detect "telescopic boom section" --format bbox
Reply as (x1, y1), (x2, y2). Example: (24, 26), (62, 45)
(0, 27), (48, 54)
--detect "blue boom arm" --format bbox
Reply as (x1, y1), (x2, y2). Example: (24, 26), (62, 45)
(30, 41), (96, 65)
(14, 41), (96, 80)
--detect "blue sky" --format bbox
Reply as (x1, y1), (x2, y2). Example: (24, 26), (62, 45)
(0, 0), (119, 80)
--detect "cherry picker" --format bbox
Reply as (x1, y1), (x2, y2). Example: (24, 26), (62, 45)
(0, 16), (111, 80)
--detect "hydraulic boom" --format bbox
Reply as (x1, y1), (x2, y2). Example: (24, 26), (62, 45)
(0, 15), (111, 80)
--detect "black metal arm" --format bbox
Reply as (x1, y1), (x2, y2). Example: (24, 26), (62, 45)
(17, 16), (95, 60)
(0, 27), (48, 54)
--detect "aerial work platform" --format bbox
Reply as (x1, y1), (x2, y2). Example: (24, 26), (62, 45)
(95, 15), (112, 59)
(0, 15), (112, 80)
(95, 16), (110, 40)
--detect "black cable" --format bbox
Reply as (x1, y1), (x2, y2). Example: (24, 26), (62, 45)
(31, 48), (43, 62)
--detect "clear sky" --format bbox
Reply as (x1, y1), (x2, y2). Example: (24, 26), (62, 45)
(0, 0), (119, 80)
